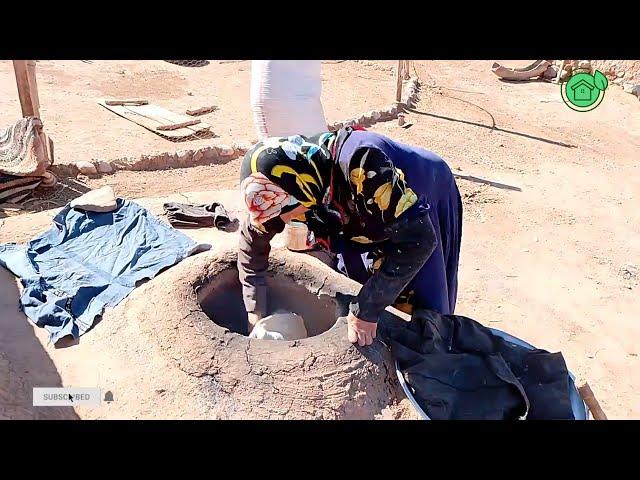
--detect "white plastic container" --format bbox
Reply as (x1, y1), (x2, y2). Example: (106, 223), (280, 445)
(250, 60), (328, 139)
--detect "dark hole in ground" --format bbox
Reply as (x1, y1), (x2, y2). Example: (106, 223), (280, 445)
(198, 266), (340, 337)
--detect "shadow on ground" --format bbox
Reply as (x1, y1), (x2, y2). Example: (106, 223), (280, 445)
(0, 268), (79, 419)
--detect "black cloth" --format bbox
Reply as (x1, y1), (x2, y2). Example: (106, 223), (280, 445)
(379, 309), (575, 420)
(163, 202), (238, 231)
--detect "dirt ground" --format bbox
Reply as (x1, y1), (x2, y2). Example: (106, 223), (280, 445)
(0, 60), (638, 419)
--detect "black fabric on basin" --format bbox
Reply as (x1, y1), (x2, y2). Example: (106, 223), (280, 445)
(163, 202), (238, 231)
(379, 309), (575, 420)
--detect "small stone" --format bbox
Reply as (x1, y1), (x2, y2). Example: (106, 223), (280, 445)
(70, 186), (117, 213)
(217, 145), (235, 157)
(76, 160), (97, 176)
(176, 149), (192, 166)
(129, 155), (148, 171)
(187, 91), (194, 96)
(613, 77), (624, 85)
(620, 264), (638, 281)
(617, 71), (625, 78)
(369, 110), (381, 121)
(96, 161), (113, 174)
(533, 237), (539, 242)
(155, 388), (166, 395)
(578, 60), (590, 69)
(233, 141), (253, 154)
(522, 248), (529, 253)
(623, 83), (640, 96)
(202, 146), (219, 163)
(151, 154), (169, 170)
(543, 66), (558, 80)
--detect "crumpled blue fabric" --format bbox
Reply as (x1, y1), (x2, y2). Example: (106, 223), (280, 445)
(0, 199), (207, 344)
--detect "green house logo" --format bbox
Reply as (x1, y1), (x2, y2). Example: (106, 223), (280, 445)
(561, 70), (608, 112)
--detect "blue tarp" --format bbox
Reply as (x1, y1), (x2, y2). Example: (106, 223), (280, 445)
(0, 199), (207, 344)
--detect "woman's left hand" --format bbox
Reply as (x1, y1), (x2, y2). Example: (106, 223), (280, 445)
(346, 311), (377, 346)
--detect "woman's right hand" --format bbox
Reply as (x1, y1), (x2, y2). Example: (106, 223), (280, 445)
(346, 311), (377, 346)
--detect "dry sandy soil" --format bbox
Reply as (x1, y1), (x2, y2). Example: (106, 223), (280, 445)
(0, 60), (638, 419)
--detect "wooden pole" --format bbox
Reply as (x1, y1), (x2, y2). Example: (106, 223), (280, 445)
(577, 381), (608, 420)
(12, 60), (53, 165)
(554, 60), (566, 84)
(403, 60), (411, 80)
(13, 60), (40, 118)
(395, 60), (404, 104)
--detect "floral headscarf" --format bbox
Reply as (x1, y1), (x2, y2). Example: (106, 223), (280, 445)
(240, 133), (336, 231)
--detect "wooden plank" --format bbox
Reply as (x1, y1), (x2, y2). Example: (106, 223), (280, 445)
(186, 105), (217, 116)
(133, 104), (210, 134)
(98, 100), (211, 139)
(105, 99), (149, 106)
(156, 119), (201, 131)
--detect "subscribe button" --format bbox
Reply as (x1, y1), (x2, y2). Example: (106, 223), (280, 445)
(33, 388), (102, 407)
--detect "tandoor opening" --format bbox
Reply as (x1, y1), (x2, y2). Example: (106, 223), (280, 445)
(197, 266), (340, 337)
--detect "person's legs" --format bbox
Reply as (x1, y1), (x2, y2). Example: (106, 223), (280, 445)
(406, 180), (463, 315)
(444, 181), (463, 313)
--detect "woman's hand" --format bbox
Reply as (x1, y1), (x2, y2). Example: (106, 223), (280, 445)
(346, 311), (377, 346)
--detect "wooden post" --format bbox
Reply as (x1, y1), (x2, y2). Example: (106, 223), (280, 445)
(403, 60), (411, 80)
(577, 382), (608, 420)
(13, 60), (41, 118)
(12, 60), (52, 165)
(395, 60), (404, 104)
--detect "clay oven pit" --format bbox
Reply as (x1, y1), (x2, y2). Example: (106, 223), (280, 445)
(198, 265), (341, 337)
(125, 247), (404, 419)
